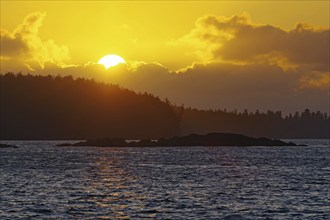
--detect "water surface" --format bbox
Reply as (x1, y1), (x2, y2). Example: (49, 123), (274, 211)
(1, 140), (329, 219)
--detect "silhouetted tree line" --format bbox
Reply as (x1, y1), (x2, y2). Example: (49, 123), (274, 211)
(0, 73), (180, 139)
(0, 73), (328, 140)
(174, 107), (329, 139)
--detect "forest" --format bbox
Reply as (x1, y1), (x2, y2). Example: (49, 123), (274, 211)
(176, 107), (329, 139)
(0, 73), (180, 139)
(0, 73), (329, 139)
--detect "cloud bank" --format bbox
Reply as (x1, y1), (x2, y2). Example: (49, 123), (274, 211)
(22, 60), (327, 114)
(176, 13), (329, 71)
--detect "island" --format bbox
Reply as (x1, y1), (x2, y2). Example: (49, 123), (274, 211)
(0, 143), (19, 148)
(57, 133), (303, 147)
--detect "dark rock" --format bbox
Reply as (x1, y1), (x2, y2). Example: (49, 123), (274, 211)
(128, 139), (156, 147)
(56, 143), (72, 147)
(151, 133), (302, 146)
(57, 138), (127, 147)
(0, 143), (18, 148)
(56, 133), (304, 147)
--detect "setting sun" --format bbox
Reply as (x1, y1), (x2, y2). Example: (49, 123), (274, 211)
(98, 54), (126, 68)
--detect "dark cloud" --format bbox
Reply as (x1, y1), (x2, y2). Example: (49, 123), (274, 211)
(0, 12), (70, 70)
(177, 13), (330, 71)
(0, 29), (28, 56)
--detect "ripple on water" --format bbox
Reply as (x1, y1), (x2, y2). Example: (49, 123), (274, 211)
(0, 140), (329, 219)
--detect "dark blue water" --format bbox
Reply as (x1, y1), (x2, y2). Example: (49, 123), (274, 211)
(1, 140), (329, 219)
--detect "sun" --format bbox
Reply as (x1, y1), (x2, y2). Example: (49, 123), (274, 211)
(98, 54), (126, 68)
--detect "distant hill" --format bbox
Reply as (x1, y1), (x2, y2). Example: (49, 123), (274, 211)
(175, 107), (330, 139)
(0, 74), (180, 140)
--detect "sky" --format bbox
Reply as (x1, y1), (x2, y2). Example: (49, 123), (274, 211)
(1, 1), (329, 113)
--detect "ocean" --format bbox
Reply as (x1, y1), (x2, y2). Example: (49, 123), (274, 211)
(0, 140), (329, 219)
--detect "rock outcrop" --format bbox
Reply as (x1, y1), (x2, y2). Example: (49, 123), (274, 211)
(57, 133), (303, 147)
(0, 144), (19, 148)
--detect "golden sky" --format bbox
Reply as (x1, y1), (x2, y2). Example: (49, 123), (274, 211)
(1, 1), (329, 113)
(2, 1), (329, 69)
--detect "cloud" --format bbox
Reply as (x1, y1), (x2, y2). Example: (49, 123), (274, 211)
(299, 71), (330, 91)
(0, 28), (29, 56)
(175, 13), (330, 71)
(0, 12), (70, 70)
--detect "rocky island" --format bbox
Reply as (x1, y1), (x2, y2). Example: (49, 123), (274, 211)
(57, 133), (303, 147)
(0, 143), (19, 148)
